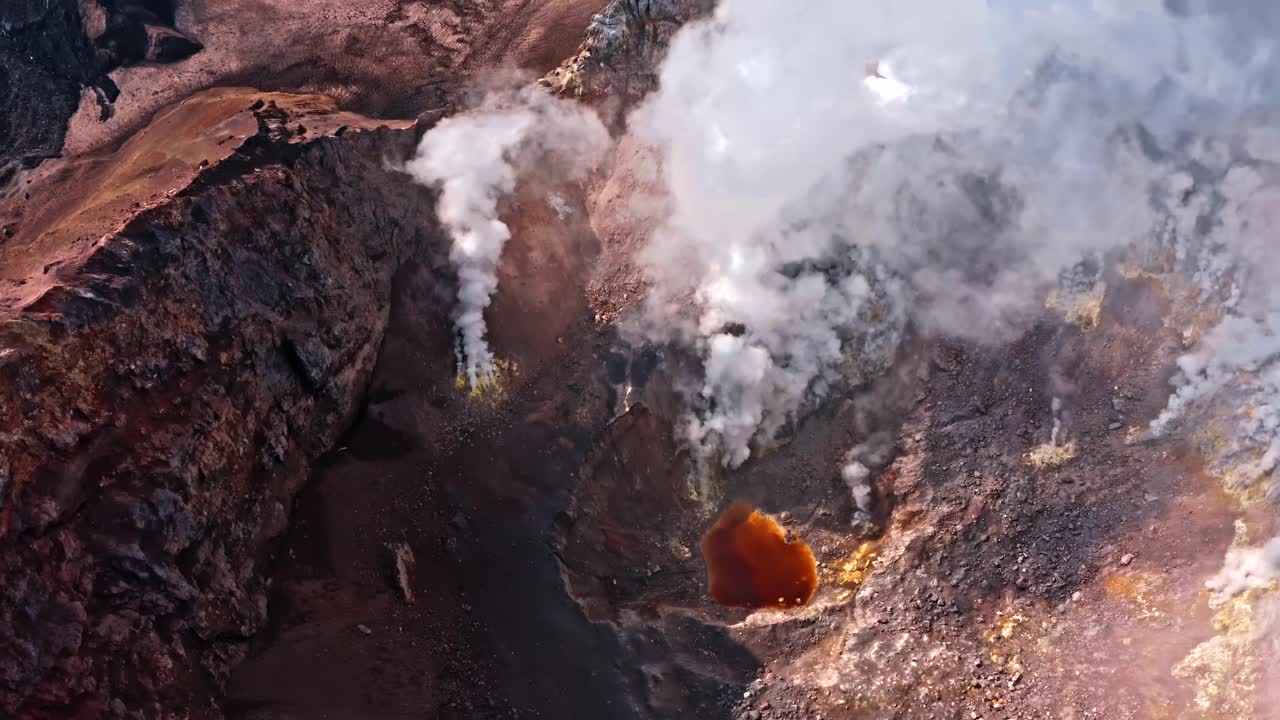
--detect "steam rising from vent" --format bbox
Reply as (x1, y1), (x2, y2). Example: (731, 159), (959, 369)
(1150, 164), (1280, 499)
(626, 0), (1261, 470)
(841, 434), (893, 528)
(1208, 537), (1280, 600)
(406, 86), (609, 388)
(406, 0), (1280, 497)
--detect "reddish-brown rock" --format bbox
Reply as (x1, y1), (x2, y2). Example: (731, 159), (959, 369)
(0, 88), (440, 718)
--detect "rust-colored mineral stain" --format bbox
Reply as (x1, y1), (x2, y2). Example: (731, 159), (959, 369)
(701, 501), (818, 610)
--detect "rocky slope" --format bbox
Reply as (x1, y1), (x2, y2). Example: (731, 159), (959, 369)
(0, 89), (439, 717)
(0, 0), (199, 175)
(2, 0), (609, 177)
(1, 0), (106, 175)
(61, 0), (611, 161)
(542, 0), (713, 120)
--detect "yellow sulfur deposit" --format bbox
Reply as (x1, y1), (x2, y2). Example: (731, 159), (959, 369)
(1025, 442), (1078, 470)
(837, 542), (879, 587)
(455, 358), (516, 403)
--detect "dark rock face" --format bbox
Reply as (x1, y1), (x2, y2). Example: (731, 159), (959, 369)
(0, 0), (106, 172)
(140, 23), (202, 63)
(0, 0), (199, 175)
(0, 91), (440, 718)
(92, 0), (202, 69)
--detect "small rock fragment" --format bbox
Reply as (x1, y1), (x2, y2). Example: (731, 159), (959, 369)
(1120, 553), (1135, 566)
(144, 25), (204, 63)
(357, 624), (372, 635)
(389, 541), (416, 605)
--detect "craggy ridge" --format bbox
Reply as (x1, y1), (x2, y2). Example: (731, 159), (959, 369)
(0, 90), (439, 716)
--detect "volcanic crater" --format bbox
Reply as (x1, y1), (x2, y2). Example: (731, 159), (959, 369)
(2, 2), (1279, 720)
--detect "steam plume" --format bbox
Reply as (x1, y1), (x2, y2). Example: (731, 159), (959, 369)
(406, 86), (609, 387)
(407, 0), (1280, 505)
(1151, 161), (1280, 501)
(627, 0), (1255, 469)
(841, 434), (894, 528)
(1208, 537), (1280, 600)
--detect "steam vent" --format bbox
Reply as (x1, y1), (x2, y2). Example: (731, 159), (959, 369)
(702, 501), (819, 610)
(5, 0), (1280, 718)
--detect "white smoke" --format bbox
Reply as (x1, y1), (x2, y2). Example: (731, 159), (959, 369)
(1208, 537), (1280, 600)
(841, 434), (895, 527)
(626, 0), (1256, 469)
(406, 86), (610, 387)
(1050, 397), (1066, 448)
(841, 459), (872, 517)
(1153, 312), (1280, 490)
(1148, 151), (1280, 499)
(403, 0), (1280, 495)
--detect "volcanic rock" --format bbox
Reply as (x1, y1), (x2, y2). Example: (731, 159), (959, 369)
(542, 0), (715, 122)
(0, 88), (435, 717)
(0, 0), (202, 175)
(4, 1), (1278, 718)
(0, 0), (110, 172)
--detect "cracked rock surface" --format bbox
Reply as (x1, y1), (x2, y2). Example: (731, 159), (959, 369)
(0, 89), (439, 717)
